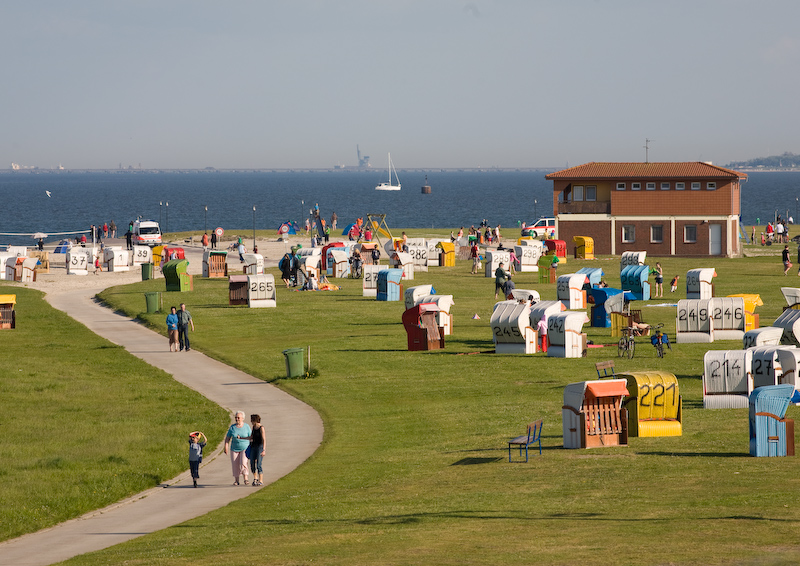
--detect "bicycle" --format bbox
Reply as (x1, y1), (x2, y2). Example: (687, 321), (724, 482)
(617, 327), (636, 359)
(650, 323), (672, 358)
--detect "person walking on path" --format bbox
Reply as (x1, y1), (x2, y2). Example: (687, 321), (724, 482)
(224, 411), (251, 485)
(210, 230), (217, 249)
(494, 262), (510, 299)
(188, 431), (207, 488)
(166, 306), (179, 352)
(201, 233), (209, 250)
(244, 414), (266, 486)
(177, 303), (194, 351)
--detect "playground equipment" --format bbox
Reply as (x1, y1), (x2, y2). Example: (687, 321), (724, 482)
(202, 250), (228, 278)
(491, 301), (537, 354)
(364, 213), (393, 248)
(562, 379), (629, 449)
(547, 311), (589, 358)
(247, 274), (276, 308)
(686, 268), (716, 299)
(402, 303), (445, 351)
(621, 372), (682, 436)
(749, 385), (796, 457)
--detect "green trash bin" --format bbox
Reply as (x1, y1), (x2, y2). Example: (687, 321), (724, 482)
(141, 262), (154, 281)
(283, 347), (305, 378)
(145, 292), (161, 313)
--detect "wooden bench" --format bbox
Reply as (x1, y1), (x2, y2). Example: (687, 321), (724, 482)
(508, 419), (543, 462)
(595, 360), (616, 379)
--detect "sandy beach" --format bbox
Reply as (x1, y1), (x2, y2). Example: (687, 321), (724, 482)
(17, 233), (348, 294)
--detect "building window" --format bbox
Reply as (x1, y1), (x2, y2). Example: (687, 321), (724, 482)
(585, 185), (597, 201)
(675, 182), (685, 190)
(573, 185), (584, 201)
(632, 183), (641, 191)
(661, 182), (670, 190)
(617, 182), (626, 191)
(707, 182), (716, 190)
(651, 225), (663, 243)
(646, 182), (656, 191)
(691, 182), (701, 190)
(684, 225), (697, 243)
(622, 225), (635, 243)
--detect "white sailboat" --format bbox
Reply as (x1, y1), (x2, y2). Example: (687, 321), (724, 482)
(375, 153), (401, 191)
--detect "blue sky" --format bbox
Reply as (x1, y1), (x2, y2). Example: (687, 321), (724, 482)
(2, 1), (799, 169)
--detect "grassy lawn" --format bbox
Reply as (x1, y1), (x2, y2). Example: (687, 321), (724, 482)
(0, 287), (229, 542)
(55, 241), (799, 565)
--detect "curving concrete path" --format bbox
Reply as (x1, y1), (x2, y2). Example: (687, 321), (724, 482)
(0, 284), (324, 566)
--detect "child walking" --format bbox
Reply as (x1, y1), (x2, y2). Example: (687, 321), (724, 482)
(188, 431), (207, 488)
(670, 275), (680, 293)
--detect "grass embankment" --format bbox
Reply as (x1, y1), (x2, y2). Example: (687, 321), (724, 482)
(66, 248), (800, 565)
(0, 287), (229, 542)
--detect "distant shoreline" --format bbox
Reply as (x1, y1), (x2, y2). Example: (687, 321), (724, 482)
(0, 167), (560, 175)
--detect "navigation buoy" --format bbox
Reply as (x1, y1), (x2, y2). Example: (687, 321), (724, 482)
(421, 174), (432, 194)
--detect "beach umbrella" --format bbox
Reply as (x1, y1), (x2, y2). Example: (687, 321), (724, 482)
(31, 232), (48, 239)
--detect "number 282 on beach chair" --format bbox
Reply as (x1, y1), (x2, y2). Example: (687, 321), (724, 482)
(508, 419), (543, 462)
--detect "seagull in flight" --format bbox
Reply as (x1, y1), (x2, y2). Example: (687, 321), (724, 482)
(45, 191), (52, 197)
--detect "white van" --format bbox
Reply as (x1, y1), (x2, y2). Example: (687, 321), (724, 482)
(132, 220), (162, 247)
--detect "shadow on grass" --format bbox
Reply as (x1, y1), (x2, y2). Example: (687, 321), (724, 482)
(637, 451), (748, 458)
(451, 457), (504, 465)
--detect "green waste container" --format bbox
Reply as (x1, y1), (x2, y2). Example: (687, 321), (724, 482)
(141, 262), (154, 280)
(283, 347), (305, 378)
(145, 292), (161, 313)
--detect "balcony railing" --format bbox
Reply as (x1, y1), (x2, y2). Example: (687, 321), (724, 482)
(558, 201), (611, 215)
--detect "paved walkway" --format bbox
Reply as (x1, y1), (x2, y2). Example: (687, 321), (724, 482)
(0, 285), (323, 566)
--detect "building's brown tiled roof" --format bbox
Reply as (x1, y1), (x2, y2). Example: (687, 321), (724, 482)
(545, 162), (747, 180)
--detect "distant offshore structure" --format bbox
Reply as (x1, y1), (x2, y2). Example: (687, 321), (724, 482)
(333, 145), (372, 171)
(421, 175), (431, 194)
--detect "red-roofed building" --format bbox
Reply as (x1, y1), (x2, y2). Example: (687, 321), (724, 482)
(545, 162), (747, 257)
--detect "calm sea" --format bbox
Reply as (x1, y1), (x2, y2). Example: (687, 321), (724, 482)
(0, 169), (797, 247)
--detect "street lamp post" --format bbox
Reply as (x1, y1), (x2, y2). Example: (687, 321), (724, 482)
(165, 202), (169, 234)
(204, 205), (208, 234)
(252, 206), (257, 252)
(534, 199), (538, 221)
(159, 201), (163, 226)
(301, 200), (304, 226)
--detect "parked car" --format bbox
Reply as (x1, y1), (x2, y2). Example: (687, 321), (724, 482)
(132, 220), (162, 247)
(521, 217), (556, 238)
